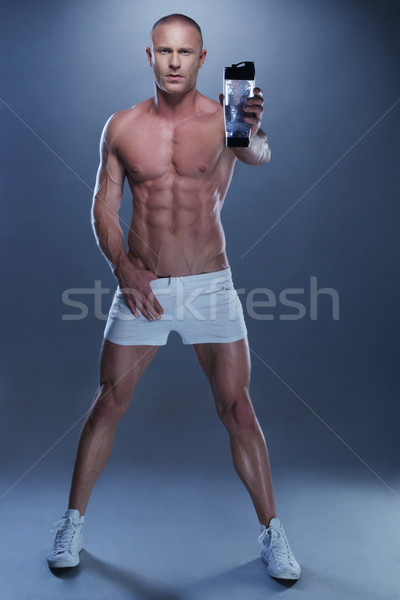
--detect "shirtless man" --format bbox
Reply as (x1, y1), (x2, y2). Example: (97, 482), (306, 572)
(47, 14), (301, 581)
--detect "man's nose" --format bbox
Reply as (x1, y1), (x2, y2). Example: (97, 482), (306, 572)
(169, 52), (180, 69)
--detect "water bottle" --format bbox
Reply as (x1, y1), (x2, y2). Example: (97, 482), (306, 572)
(224, 61), (255, 147)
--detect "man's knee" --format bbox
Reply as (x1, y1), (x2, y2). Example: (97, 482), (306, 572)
(216, 392), (257, 433)
(89, 383), (131, 427)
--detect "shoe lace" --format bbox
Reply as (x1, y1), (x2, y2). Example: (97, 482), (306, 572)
(51, 516), (81, 553)
(258, 526), (296, 566)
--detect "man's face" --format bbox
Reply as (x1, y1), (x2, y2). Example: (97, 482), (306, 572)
(146, 22), (206, 95)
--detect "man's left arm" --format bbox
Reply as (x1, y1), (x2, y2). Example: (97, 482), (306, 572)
(221, 87), (271, 166)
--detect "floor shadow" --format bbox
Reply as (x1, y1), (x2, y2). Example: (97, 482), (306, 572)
(181, 558), (302, 599)
(79, 550), (183, 600)
(48, 563), (82, 579)
(49, 551), (300, 598)
(270, 577), (298, 588)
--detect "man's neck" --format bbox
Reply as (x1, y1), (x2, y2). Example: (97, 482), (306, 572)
(153, 86), (199, 121)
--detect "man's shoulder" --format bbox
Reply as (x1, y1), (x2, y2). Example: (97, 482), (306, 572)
(105, 100), (150, 129)
(101, 99), (153, 145)
(197, 93), (223, 115)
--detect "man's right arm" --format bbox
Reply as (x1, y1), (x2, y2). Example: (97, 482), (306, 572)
(91, 114), (163, 321)
(91, 115), (129, 277)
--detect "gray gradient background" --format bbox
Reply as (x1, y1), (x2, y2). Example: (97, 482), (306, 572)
(1, 0), (399, 599)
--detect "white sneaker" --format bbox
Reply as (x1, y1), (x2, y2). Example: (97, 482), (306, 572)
(47, 509), (84, 568)
(258, 517), (301, 580)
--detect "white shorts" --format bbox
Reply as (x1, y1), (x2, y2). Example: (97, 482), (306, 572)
(103, 266), (247, 346)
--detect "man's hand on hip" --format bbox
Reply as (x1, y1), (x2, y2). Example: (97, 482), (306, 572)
(115, 262), (164, 321)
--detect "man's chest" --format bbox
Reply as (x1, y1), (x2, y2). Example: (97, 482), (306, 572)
(116, 115), (226, 182)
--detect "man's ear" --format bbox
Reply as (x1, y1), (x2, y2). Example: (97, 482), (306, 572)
(198, 48), (207, 69)
(146, 46), (153, 67)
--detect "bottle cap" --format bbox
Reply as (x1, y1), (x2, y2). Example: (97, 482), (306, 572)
(224, 61), (255, 80)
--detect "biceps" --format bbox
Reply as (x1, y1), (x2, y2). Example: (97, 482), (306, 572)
(93, 150), (126, 215)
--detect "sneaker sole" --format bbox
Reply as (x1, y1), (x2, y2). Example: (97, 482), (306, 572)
(48, 556), (80, 568)
(261, 556), (301, 580)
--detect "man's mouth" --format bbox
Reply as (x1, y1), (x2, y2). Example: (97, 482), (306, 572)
(166, 74), (183, 79)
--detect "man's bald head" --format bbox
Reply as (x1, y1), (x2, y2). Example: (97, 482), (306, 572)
(150, 14), (203, 49)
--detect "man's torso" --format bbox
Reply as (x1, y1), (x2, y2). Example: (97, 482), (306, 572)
(108, 94), (238, 277)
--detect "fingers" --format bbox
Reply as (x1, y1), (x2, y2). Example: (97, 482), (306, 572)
(243, 104), (263, 124)
(244, 87), (264, 126)
(124, 294), (140, 319)
(149, 292), (164, 317)
(121, 288), (163, 321)
(135, 293), (163, 321)
(245, 88), (264, 110)
(142, 300), (159, 321)
(146, 290), (164, 320)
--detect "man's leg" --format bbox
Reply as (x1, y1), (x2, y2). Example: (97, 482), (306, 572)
(192, 336), (276, 526)
(68, 339), (159, 515)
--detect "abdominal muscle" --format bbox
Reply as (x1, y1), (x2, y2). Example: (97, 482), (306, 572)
(126, 174), (229, 277)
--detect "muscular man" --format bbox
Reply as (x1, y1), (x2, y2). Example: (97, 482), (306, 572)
(48, 14), (301, 581)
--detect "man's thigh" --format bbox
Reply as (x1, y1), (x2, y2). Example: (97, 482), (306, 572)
(192, 337), (251, 400)
(98, 339), (159, 400)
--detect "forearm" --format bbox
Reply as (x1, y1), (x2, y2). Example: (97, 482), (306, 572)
(233, 128), (271, 165)
(91, 206), (130, 277)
